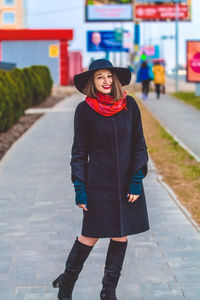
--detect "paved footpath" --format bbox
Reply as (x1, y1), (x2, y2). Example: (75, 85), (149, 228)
(0, 93), (200, 300)
(138, 92), (200, 162)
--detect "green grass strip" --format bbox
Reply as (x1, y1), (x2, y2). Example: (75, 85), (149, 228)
(171, 92), (200, 110)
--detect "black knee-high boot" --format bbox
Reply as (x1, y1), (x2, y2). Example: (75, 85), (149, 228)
(100, 239), (128, 300)
(52, 237), (94, 300)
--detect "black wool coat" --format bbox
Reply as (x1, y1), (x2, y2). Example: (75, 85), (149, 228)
(70, 95), (149, 238)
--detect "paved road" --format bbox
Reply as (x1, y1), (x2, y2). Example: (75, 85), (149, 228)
(0, 93), (200, 300)
(138, 92), (200, 161)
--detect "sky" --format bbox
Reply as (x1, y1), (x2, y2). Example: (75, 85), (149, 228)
(25, 0), (200, 71)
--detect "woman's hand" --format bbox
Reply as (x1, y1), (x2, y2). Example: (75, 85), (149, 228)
(127, 194), (140, 202)
(77, 204), (88, 211)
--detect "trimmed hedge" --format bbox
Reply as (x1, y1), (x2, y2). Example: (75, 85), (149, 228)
(0, 65), (53, 133)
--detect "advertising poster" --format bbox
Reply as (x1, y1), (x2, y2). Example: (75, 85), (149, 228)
(141, 45), (160, 59)
(136, 0), (187, 2)
(187, 41), (200, 83)
(85, 0), (133, 22)
(134, 0), (191, 21)
(87, 30), (129, 52)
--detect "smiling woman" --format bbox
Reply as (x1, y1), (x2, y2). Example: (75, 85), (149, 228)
(52, 58), (149, 300)
(94, 69), (113, 94)
(83, 69), (125, 101)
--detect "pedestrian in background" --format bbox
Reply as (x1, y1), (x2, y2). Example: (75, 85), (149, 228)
(52, 59), (149, 300)
(137, 61), (152, 100)
(153, 61), (165, 99)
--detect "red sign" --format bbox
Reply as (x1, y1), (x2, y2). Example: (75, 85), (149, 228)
(135, 4), (189, 21)
(187, 41), (200, 83)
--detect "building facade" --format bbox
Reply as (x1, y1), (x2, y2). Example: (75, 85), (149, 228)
(0, 0), (24, 29)
(0, 29), (75, 85)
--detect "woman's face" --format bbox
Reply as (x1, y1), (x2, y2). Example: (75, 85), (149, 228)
(93, 69), (113, 95)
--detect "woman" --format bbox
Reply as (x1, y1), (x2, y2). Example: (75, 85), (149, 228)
(137, 61), (151, 100)
(152, 61), (165, 99)
(52, 59), (149, 300)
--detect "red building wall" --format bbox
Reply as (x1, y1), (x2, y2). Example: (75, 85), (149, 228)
(68, 51), (83, 85)
(0, 29), (74, 86)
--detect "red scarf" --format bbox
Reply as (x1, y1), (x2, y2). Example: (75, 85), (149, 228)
(85, 91), (127, 116)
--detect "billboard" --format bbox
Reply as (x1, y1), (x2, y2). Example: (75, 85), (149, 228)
(123, 31), (133, 51)
(85, 0), (133, 22)
(187, 41), (200, 83)
(141, 45), (160, 59)
(136, 0), (187, 2)
(134, 1), (191, 21)
(87, 31), (129, 52)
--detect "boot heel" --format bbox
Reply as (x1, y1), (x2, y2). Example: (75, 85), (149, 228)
(100, 239), (128, 300)
(52, 237), (94, 299)
(52, 273), (64, 288)
(52, 277), (59, 288)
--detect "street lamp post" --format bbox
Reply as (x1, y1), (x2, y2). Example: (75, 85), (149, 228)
(175, 0), (179, 93)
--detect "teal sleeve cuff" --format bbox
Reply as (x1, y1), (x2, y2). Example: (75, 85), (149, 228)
(73, 176), (88, 206)
(128, 168), (144, 195)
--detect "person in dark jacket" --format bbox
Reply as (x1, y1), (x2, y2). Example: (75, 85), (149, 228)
(137, 61), (151, 100)
(52, 59), (149, 300)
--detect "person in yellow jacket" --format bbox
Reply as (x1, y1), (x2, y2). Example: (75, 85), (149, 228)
(152, 62), (165, 99)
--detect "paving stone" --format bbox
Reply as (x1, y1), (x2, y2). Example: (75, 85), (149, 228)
(0, 293), (25, 300)
(15, 285), (48, 294)
(0, 94), (199, 299)
(24, 293), (55, 300)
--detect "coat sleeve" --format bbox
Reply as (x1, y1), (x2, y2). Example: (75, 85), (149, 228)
(131, 101), (148, 178)
(70, 103), (89, 183)
(128, 168), (144, 195)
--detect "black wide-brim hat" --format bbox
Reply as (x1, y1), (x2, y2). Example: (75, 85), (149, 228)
(74, 59), (131, 94)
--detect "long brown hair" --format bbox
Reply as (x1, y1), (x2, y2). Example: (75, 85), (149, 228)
(83, 70), (125, 102)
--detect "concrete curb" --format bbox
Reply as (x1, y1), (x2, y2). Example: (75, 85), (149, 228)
(153, 113), (200, 163)
(136, 93), (200, 163)
(157, 172), (200, 234)
(149, 157), (200, 234)
(147, 136), (200, 234)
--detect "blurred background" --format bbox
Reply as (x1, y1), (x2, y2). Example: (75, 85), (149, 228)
(0, 3), (200, 299)
(0, 0), (199, 90)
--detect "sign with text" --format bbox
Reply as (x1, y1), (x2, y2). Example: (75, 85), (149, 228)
(141, 45), (155, 56)
(49, 44), (59, 57)
(141, 45), (160, 59)
(87, 31), (129, 52)
(135, 0), (187, 2)
(123, 31), (133, 51)
(85, 0), (133, 22)
(134, 3), (190, 21)
(187, 41), (200, 83)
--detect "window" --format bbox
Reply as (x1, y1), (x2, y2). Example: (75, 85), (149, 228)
(3, 0), (15, 6)
(3, 12), (15, 24)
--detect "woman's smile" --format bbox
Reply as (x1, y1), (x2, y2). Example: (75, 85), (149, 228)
(102, 85), (111, 90)
(93, 69), (113, 94)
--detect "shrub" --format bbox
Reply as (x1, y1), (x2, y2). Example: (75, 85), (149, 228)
(0, 79), (14, 132)
(0, 65), (53, 133)
(9, 68), (33, 109)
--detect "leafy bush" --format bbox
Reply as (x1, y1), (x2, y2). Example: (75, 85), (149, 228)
(9, 68), (33, 109)
(0, 65), (53, 133)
